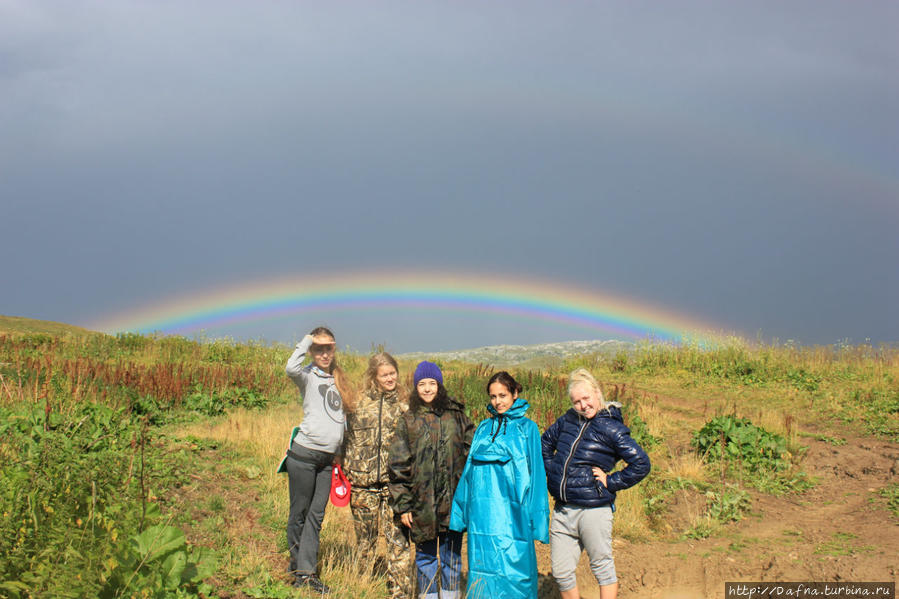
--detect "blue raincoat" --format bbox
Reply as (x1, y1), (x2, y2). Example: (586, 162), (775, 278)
(449, 398), (550, 599)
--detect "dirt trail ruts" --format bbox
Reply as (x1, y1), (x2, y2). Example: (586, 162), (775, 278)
(534, 432), (898, 599)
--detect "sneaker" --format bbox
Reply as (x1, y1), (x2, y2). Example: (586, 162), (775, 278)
(293, 574), (331, 594)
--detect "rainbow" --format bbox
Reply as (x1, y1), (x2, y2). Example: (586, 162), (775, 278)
(89, 271), (730, 343)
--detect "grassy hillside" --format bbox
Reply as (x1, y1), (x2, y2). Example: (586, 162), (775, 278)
(0, 314), (97, 337)
(1, 330), (896, 598)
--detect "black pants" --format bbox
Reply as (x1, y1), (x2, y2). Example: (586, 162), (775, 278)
(286, 444), (334, 575)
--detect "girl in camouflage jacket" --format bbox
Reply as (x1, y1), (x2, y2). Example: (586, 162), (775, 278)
(389, 361), (474, 599)
(343, 352), (413, 599)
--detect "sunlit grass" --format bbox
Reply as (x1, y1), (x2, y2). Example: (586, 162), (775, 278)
(666, 449), (709, 483)
(614, 479), (652, 541)
(175, 403), (389, 597)
(4, 328), (898, 597)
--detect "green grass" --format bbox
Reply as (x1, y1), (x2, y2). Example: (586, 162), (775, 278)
(2, 321), (898, 597)
(798, 431), (847, 445)
(727, 536), (760, 553)
(0, 314), (97, 337)
(813, 532), (877, 557)
(875, 483), (899, 518)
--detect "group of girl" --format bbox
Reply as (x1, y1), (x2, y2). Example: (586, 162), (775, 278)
(283, 326), (651, 599)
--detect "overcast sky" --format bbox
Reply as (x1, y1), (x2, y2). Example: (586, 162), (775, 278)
(2, 1), (897, 351)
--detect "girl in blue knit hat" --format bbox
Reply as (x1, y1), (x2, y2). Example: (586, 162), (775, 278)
(388, 361), (474, 599)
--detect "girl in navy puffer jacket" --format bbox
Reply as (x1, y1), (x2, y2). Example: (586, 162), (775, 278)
(542, 368), (650, 599)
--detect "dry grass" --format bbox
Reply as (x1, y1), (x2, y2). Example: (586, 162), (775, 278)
(175, 403), (389, 597)
(178, 404), (293, 503)
(613, 481), (652, 541)
(666, 450), (708, 483)
(631, 393), (666, 437)
(179, 404), (293, 462)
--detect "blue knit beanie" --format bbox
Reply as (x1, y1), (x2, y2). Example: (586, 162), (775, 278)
(414, 361), (443, 386)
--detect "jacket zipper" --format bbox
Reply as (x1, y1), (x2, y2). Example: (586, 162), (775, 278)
(560, 418), (589, 503)
(376, 394), (384, 481)
(434, 410), (442, 532)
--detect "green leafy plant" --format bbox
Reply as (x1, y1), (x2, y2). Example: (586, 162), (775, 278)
(184, 387), (268, 416)
(0, 402), (214, 598)
(184, 390), (228, 416)
(706, 485), (751, 522)
(244, 575), (295, 599)
(682, 519), (715, 540)
(621, 404), (661, 450)
(692, 415), (791, 473)
(752, 470), (815, 495)
(846, 388), (899, 440)
(99, 524), (216, 598)
(786, 368), (821, 392)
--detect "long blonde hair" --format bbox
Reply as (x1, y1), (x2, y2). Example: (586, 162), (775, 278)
(361, 351), (406, 402)
(310, 326), (356, 413)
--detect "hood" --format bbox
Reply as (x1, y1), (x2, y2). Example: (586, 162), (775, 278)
(599, 402), (624, 422)
(486, 398), (529, 442)
(310, 365), (334, 378)
(487, 397), (530, 419)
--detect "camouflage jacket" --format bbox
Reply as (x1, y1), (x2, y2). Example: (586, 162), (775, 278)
(343, 389), (408, 489)
(388, 399), (474, 544)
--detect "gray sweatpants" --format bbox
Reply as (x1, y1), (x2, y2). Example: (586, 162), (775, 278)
(550, 504), (616, 590)
(286, 444), (334, 576)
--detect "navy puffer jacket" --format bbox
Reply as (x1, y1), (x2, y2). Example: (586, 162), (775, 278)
(541, 405), (650, 508)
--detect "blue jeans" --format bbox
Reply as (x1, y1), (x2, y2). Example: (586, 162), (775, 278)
(415, 530), (463, 599)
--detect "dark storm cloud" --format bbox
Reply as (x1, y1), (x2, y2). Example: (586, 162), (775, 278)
(1, 1), (896, 349)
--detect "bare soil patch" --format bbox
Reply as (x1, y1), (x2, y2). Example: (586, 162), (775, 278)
(601, 433), (899, 599)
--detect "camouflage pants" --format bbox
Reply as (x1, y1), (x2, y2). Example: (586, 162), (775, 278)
(351, 487), (414, 599)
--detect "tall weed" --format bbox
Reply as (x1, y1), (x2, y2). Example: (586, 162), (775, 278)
(0, 403), (211, 598)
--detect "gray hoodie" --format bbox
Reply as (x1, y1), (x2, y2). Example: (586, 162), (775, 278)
(285, 336), (345, 454)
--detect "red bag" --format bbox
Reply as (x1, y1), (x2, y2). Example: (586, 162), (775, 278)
(329, 464), (351, 507)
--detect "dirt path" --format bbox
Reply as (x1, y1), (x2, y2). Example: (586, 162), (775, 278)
(580, 434), (899, 599)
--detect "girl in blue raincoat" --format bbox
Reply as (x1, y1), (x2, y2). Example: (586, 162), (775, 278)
(450, 371), (550, 599)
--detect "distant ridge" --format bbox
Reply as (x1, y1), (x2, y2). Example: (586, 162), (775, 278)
(0, 315), (97, 337)
(398, 339), (633, 368)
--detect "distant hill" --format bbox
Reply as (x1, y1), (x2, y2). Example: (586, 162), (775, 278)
(398, 339), (634, 368)
(0, 315), (97, 337)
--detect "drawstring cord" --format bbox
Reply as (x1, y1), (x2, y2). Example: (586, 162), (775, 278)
(490, 414), (507, 442)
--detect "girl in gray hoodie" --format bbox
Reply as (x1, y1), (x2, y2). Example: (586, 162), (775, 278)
(284, 326), (354, 593)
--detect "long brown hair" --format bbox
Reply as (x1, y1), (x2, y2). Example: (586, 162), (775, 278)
(408, 382), (451, 414)
(310, 326), (356, 413)
(362, 351), (406, 402)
